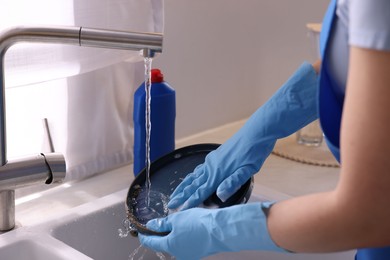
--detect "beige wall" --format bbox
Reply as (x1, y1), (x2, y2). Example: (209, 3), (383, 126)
(154, 0), (329, 139)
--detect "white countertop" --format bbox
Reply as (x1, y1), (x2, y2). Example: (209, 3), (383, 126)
(14, 119), (340, 227)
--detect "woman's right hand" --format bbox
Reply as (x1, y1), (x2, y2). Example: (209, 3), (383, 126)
(168, 61), (320, 210)
(168, 134), (273, 210)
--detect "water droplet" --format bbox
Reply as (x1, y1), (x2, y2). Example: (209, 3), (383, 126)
(118, 219), (132, 238)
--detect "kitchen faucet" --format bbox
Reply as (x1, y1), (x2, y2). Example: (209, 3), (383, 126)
(0, 26), (163, 231)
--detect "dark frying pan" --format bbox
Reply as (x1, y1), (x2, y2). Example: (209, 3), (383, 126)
(126, 143), (254, 237)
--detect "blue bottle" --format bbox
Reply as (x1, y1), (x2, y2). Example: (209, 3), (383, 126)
(133, 68), (176, 176)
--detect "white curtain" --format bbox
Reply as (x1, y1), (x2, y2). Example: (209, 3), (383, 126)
(2, 0), (164, 180)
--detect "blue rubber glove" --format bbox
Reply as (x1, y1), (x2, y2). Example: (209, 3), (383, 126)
(168, 62), (319, 210)
(139, 202), (288, 260)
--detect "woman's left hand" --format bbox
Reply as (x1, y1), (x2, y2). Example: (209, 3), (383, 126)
(139, 202), (287, 260)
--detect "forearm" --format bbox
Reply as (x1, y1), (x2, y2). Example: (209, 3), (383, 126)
(267, 191), (347, 253)
(267, 187), (390, 253)
(312, 59), (321, 74)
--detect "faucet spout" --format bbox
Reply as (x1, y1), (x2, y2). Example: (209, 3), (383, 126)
(0, 26), (163, 231)
(79, 27), (162, 56)
(0, 26), (163, 165)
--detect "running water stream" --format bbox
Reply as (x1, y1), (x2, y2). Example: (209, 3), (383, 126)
(119, 57), (173, 260)
(118, 57), (172, 260)
(144, 57), (153, 207)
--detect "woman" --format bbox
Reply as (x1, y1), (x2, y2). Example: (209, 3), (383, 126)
(140, 0), (390, 259)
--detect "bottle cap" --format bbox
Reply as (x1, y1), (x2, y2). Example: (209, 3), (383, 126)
(151, 69), (164, 83)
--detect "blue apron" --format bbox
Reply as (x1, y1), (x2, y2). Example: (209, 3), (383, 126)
(319, 0), (390, 259)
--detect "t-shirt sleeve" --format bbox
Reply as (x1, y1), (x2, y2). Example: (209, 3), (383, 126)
(349, 0), (390, 51)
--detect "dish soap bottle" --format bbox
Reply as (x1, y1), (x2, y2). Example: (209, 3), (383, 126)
(133, 68), (176, 176)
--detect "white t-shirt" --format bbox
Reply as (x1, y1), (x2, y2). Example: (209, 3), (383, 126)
(326, 0), (390, 100)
